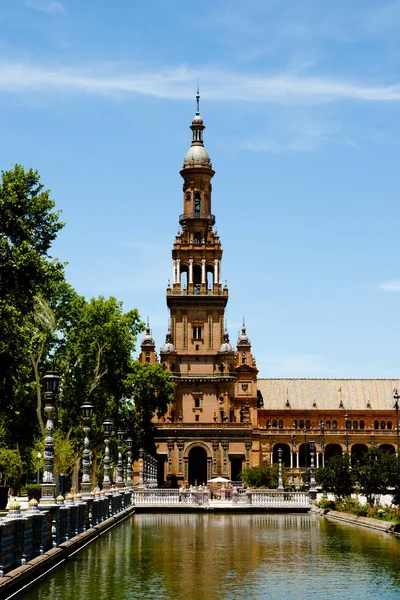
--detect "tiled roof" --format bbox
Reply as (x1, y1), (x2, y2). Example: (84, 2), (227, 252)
(257, 378), (399, 411)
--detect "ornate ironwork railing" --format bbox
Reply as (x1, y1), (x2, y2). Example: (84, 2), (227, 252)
(179, 212), (215, 224)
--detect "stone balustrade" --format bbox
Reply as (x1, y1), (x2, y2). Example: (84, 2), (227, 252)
(131, 488), (311, 508)
(0, 490), (132, 575)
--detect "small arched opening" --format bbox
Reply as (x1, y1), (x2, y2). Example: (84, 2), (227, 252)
(324, 443), (343, 462)
(272, 443), (291, 467)
(194, 192), (201, 214)
(351, 443), (368, 463)
(180, 266), (188, 291)
(379, 444), (396, 455)
(188, 446), (208, 486)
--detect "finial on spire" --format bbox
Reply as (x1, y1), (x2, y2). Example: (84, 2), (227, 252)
(196, 81), (200, 116)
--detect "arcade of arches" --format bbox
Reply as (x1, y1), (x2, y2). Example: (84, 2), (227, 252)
(138, 94), (400, 487)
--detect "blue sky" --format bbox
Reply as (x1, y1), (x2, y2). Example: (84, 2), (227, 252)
(1, 0), (400, 378)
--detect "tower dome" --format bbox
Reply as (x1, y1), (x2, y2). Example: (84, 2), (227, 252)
(219, 331), (233, 353)
(141, 320), (155, 347)
(182, 87), (213, 170)
(237, 320), (251, 346)
(161, 329), (175, 353)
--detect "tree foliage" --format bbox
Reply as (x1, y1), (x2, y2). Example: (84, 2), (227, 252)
(315, 454), (354, 499)
(239, 463), (283, 488)
(0, 164), (174, 488)
(352, 447), (396, 504)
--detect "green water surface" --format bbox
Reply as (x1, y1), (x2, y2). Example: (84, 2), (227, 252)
(20, 513), (400, 600)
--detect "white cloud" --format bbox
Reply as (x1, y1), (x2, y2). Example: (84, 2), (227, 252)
(379, 280), (400, 291)
(25, 0), (66, 14)
(0, 61), (400, 104)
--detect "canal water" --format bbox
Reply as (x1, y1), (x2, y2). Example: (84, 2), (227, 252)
(21, 513), (400, 600)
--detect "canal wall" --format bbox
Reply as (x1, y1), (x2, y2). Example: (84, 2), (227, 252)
(0, 491), (134, 600)
(314, 507), (400, 536)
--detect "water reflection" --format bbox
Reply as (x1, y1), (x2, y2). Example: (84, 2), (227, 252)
(21, 514), (400, 600)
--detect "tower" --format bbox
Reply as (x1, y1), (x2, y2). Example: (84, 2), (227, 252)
(160, 89), (234, 423)
(156, 92), (257, 486)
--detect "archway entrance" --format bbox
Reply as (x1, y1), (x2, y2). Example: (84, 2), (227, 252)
(188, 446), (208, 485)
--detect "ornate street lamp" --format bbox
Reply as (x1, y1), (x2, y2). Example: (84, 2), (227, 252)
(126, 437), (133, 488)
(319, 420), (325, 467)
(344, 411), (350, 454)
(40, 371), (60, 505)
(102, 420), (112, 490)
(393, 389), (400, 463)
(309, 439), (317, 498)
(303, 428), (308, 470)
(116, 430), (125, 489)
(277, 447), (284, 491)
(80, 400), (94, 497)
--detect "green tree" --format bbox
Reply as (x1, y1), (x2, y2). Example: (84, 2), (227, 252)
(124, 362), (175, 454)
(0, 165), (65, 451)
(352, 446), (392, 504)
(239, 463), (282, 488)
(316, 454), (354, 499)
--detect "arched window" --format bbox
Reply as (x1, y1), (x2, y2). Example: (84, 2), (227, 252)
(374, 420), (379, 430)
(332, 420), (337, 430)
(242, 352), (247, 364)
(292, 419), (298, 429)
(388, 421), (392, 430)
(272, 419), (277, 428)
(381, 420), (386, 430)
(299, 419), (304, 429)
(279, 419), (283, 429)
(353, 420), (358, 430)
(194, 232), (201, 244)
(194, 397), (200, 408)
(194, 192), (201, 213)
(207, 268), (214, 290)
(145, 352), (150, 363)
(325, 420), (331, 429)
(360, 420), (365, 430)
(266, 420), (271, 429)
(306, 419), (310, 429)
(180, 269), (188, 291)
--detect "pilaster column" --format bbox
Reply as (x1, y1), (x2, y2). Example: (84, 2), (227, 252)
(218, 260), (222, 284)
(173, 260), (177, 284)
(290, 451), (293, 469)
(201, 259), (206, 284)
(176, 259), (180, 284)
(214, 260), (219, 286)
(189, 259), (193, 284)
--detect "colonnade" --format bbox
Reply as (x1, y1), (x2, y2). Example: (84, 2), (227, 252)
(172, 259), (222, 286)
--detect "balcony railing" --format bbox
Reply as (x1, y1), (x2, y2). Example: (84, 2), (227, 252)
(179, 212), (215, 224)
(170, 371), (237, 379)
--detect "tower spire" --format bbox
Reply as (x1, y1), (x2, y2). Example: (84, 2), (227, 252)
(196, 81), (200, 116)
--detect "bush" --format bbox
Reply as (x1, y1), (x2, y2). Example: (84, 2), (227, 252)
(26, 483), (41, 500)
(317, 497), (336, 510)
(337, 498), (367, 516)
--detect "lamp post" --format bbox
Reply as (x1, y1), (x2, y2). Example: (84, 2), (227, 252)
(277, 447), (284, 491)
(393, 389), (400, 463)
(303, 428), (308, 470)
(37, 452), (42, 485)
(40, 370), (60, 505)
(102, 420), (112, 490)
(309, 439), (317, 499)
(80, 400), (94, 497)
(116, 430), (125, 489)
(319, 420), (325, 467)
(344, 411), (350, 454)
(126, 437), (133, 488)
